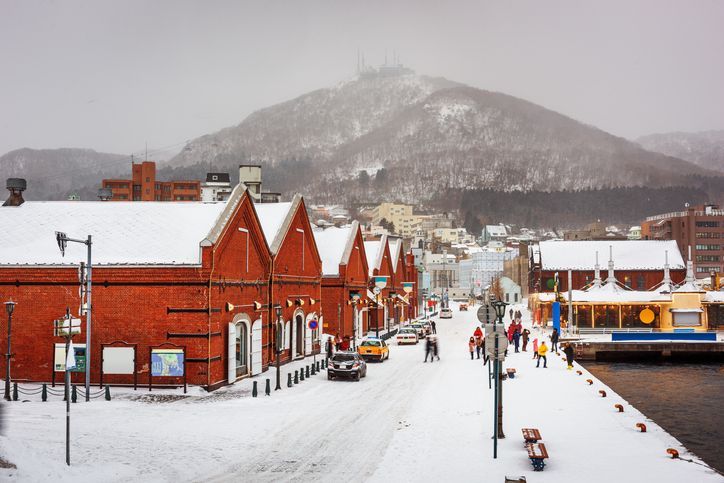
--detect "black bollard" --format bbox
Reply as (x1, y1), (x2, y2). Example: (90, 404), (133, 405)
(104, 386), (111, 401)
(42, 384), (48, 402)
(287, 373), (293, 388)
(12, 382), (18, 401)
(252, 381), (258, 397)
(306, 366), (310, 378)
(294, 370), (299, 384)
(311, 364), (316, 376)
(316, 361), (320, 372)
(300, 369), (305, 382)
(71, 385), (77, 403)
(265, 378), (271, 396)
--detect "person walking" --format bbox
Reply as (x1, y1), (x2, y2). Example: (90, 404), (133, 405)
(563, 343), (575, 370)
(430, 320), (437, 334)
(432, 335), (440, 361)
(532, 338), (539, 359)
(551, 328), (559, 353)
(507, 322), (516, 343)
(521, 328), (530, 351)
(326, 337), (334, 359)
(424, 336), (434, 363)
(468, 337), (475, 360)
(512, 328), (521, 353)
(475, 337), (482, 359)
(509, 308), (514, 320)
(536, 341), (548, 368)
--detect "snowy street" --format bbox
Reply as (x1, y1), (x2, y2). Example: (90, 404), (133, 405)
(1, 304), (721, 482)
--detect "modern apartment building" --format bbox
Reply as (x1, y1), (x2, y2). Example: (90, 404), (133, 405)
(641, 204), (724, 277)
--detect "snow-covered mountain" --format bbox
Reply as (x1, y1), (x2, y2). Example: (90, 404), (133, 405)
(170, 73), (710, 202)
(636, 130), (724, 173)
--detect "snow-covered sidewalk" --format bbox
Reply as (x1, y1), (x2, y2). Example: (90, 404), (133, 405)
(0, 303), (720, 482)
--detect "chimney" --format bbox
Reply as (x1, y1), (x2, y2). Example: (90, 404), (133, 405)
(3, 178), (26, 206)
(98, 188), (113, 201)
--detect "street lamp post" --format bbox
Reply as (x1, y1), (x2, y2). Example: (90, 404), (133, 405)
(274, 305), (282, 391)
(4, 300), (16, 401)
(55, 231), (92, 402)
(491, 299), (508, 458)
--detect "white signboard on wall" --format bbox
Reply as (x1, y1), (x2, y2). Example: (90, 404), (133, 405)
(102, 346), (135, 374)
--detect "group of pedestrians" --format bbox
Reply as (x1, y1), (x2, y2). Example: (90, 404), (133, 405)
(467, 326), (484, 360)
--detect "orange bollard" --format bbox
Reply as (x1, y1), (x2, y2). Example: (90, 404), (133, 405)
(666, 448), (679, 459)
(586, 379), (593, 385)
(636, 423), (647, 432)
(576, 370), (582, 375)
(614, 404), (624, 412)
(599, 390), (606, 397)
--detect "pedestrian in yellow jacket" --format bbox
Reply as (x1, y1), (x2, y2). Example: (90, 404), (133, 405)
(536, 341), (548, 368)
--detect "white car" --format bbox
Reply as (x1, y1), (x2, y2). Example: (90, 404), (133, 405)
(440, 308), (453, 319)
(396, 327), (419, 345)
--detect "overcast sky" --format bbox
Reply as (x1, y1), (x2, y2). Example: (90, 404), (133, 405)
(1, 0), (723, 158)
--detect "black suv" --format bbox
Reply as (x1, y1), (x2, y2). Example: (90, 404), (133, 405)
(327, 352), (368, 381)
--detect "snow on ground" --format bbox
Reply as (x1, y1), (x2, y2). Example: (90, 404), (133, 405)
(1, 304), (720, 482)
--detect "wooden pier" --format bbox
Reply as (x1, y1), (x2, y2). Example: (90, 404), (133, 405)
(572, 341), (724, 362)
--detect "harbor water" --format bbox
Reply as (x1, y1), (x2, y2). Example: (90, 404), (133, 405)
(583, 362), (724, 474)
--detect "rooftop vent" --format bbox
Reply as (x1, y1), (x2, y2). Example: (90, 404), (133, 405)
(3, 178), (26, 206)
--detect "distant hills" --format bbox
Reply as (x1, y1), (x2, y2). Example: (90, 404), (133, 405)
(1, 73), (721, 228)
(0, 148), (128, 201)
(636, 130), (724, 173)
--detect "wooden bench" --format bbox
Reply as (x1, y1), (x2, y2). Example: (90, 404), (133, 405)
(521, 428), (542, 444)
(525, 443), (549, 471)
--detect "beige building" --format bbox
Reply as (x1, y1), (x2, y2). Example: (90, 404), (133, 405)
(372, 203), (413, 225)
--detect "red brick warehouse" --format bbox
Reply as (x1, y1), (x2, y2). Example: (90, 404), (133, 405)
(255, 195), (323, 366)
(0, 184), (271, 390)
(314, 221), (370, 348)
(364, 235), (396, 337)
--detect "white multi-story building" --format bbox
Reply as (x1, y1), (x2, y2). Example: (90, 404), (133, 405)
(459, 246), (515, 296)
(201, 173), (233, 202)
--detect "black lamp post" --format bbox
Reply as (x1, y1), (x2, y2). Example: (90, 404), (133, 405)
(4, 300), (15, 401)
(491, 299), (508, 454)
(274, 305), (282, 391)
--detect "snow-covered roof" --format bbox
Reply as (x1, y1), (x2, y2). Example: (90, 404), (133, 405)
(570, 289), (670, 303)
(704, 291), (724, 303)
(313, 223), (356, 276)
(364, 237), (385, 276)
(537, 240), (685, 271)
(388, 236), (403, 269)
(0, 201), (228, 265)
(485, 225), (507, 236)
(254, 200), (296, 254)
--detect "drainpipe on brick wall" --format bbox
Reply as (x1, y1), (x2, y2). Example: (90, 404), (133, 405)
(207, 246), (217, 391)
(268, 256), (275, 365)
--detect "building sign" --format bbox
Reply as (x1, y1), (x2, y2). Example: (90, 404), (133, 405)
(151, 349), (184, 377)
(54, 343), (86, 372)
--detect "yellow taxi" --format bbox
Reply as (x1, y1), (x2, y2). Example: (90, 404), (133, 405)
(357, 337), (390, 362)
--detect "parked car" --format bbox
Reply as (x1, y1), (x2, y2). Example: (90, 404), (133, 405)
(396, 327), (419, 345)
(358, 337), (390, 362)
(410, 322), (427, 338)
(459, 303), (468, 311)
(420, 321), (432, 335)
(327, 351), (367, 381)
(440, 308), (453, 319)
